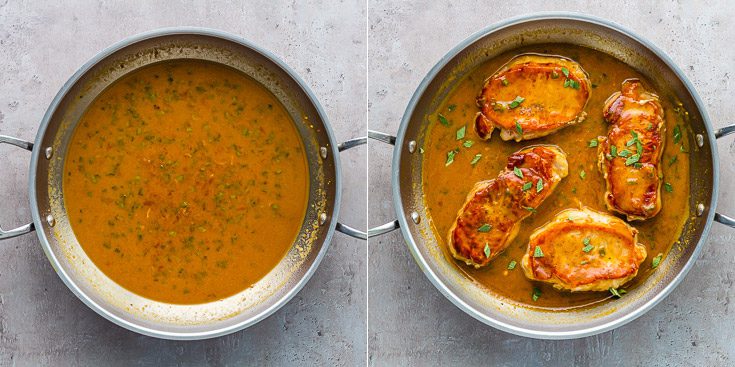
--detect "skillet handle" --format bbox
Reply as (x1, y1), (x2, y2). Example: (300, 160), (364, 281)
(334, 136), (368, 240)
(714, 125), (735, 228)
(366, 130), (400, 238)
(0, 135), (35, 240)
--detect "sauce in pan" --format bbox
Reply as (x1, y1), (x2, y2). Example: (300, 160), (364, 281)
(422, 44), (691, 309)
(64, 60), (309, 304)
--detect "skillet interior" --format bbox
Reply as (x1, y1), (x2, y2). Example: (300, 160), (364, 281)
(394, 15), (716, 338)
(29, 30), (339, 339)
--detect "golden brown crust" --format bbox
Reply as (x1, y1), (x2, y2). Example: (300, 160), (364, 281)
(521, 207), (647, 292)
(448, 145), (568, 268)
(475, 54), (591, 142)
(597, 79), (665, 221)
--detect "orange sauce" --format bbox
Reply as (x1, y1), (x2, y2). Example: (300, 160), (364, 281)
(422, 45), (690, 309)
(63, 60), (309, 304)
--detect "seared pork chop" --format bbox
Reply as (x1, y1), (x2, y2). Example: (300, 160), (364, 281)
(475, 54), (591, 141)
(448, 145), (568, 268)
(598, 79), (665, 221)
(521, 207), (647, 292)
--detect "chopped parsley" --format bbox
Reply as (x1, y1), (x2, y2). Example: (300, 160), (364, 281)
(514, 166), (523, 178)
(438, 113), (450, 126)
(536, 178), (544, 193)
(508, 96), (525, 109)
(445, 149), (458, 166)
(470, 153), (482, 166)
(501, 78), (509, 86)
(515, 121), (523, 135)
(507, 260), (517, 270)
(588, 139), (598, 148)
(532, 287), (542, 301)
(463, 140), (474, 148)
(610, 145), (618, 157)
(625, 154), (640, 166)
(668, 155), (678, 166)
(664, 182), (673, 192)
(447, 104), (456, 112)
(522, 182), (533, 191)
(579, 170), (586, 179)
(563, 78), (580, 89)
(652, 253), (663, 268)
(524, 206), (537, 213)
(551, 71), (559, 79)
(484, 243), (491, 258)
(456, 125), (466, 140)
(561, 67), (570, 77)
(477, 223), (492, 232)
(609, 287), (626, 298)
(533, 246), (544, 258)
(618, 149), (631, 158)
(673, 125), (682, 144)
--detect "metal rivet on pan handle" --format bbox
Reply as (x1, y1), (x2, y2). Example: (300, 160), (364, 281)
(320, 146), (328, 159)
(695, 134), (704, 148)
(696, 203), (704, 217)
(45, 147), (53, 159)
(411, 211), (420, 224)
(407, 140), (416, 153)
(46, 214), (55, 227)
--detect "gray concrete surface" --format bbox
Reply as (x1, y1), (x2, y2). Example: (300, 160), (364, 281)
(0, 1), (366, 366)
(368, 1), (735, 366)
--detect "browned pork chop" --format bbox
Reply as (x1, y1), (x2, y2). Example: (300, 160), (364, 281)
(521, 207), (647, 292)
(475, 54), (591, 142)
(448, 145), (568, 268)
(598, 79), (665, 221)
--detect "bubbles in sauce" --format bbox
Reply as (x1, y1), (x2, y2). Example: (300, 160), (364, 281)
(64, 60), (309, 304)
(422, 44), (691, 309)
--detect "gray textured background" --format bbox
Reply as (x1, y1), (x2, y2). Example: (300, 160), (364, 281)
(0, 1), (366, 366)
(368, 1), (735, 366)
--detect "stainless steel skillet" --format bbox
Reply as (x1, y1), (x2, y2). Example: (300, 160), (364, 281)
(0, 28), (366, 340)
(369, 12), (735, 339)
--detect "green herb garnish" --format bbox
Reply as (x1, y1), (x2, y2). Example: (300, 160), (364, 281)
(533, 246), (544, 258)
(532, 287), (542, 301)
(579, 170), (586, 179)
(456, 125), (466, 140)
(625, 154), (640, 166)
(501, 79), (509, 86)
(673, 125), (682, 144)
(515, 121), (523, 135)
(618, 149), (631, 158)
(445, 149), (457, 166)
(438, 113), (450, 126)
(470, 153), (482, 166)
(463, 140), (474, 148)
(522, 182), (533, 191)
(524, 206), (537, 213)
(652, 253), (663, 268)
(551, 71), (559, 79)
(561, 67), (570, 77)
(668, 155), (678, 166)
(507, 260), (517, 270)
(536, 178), (544, 193)
(609, 288), (626, 298)
(484, 244), (491, 258)
(610, 145), (618, 157)
(478, 223), (492, 232)
(508, 96), (525, 109)
(448, 104), (456, 112)
(664, 182), (673, 192)
(588, 139), (598, 148)
(514, 166), (523, 178)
